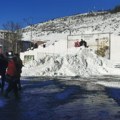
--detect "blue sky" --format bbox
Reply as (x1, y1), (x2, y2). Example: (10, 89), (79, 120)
(0, 0), (120, 29)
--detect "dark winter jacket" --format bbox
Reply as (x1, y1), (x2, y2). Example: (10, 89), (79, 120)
(14, 57), (23, 73)
(0, 54), (8, 75)
(80, 40), (87, 47)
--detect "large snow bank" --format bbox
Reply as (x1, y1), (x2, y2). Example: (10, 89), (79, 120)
(21, 47), (120, 77)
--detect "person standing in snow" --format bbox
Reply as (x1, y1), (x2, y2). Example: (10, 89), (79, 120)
(14, 53), (23, 90)
(80, 39), (88, 47)
(0, 54), (8, 93)
(4, 51), (19, 99)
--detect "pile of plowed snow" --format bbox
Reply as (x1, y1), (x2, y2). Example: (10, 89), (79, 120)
(21, 47), (120, 77)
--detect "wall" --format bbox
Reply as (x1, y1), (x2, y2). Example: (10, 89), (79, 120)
(20, 34), (120, 64)
(111, 34), (120, 62)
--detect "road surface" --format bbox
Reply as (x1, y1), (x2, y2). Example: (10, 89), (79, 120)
(0, 76), (120, 120)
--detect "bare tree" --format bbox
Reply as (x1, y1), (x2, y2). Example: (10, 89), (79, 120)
(2, 21), (22, 53)
(23, 17), (34, 41)
(23, 17), (35, 49)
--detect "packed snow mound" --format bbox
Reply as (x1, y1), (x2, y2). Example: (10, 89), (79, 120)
(21, 47), (120, 77)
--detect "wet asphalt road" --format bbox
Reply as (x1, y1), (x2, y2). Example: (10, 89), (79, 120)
(0, 76), (120, 120)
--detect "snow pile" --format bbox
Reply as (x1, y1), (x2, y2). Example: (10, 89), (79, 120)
(96, 81), (120, 88)
(21, 47), (120, 77)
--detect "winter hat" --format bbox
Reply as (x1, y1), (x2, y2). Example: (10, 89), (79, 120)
(7, 51), (14, 58)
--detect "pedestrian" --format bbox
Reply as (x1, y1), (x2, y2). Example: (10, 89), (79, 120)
(4, 51), (19, 99)
(0, 54), (8, 93)
(80, 39), (88, 47)
(14, 53), (23, 90)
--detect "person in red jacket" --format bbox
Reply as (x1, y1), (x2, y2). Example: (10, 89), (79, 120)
(4, 51), (19, 99)
(6, 59), (16, 76)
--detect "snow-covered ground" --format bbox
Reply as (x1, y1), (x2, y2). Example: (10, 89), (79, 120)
(21, 46), (120, 77)
(21, 11), (120, 91)
(21, 44), (120, 90)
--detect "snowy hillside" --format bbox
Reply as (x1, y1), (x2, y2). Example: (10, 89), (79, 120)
(22, 11), (120, 41)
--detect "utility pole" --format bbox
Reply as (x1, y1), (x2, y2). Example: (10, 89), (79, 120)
(109, 33), (111, 60)
(28, 23), (33, 42)
(23, 17), (34, 48)
(68, 18), (71, 35)
(66, 18), (71, 53)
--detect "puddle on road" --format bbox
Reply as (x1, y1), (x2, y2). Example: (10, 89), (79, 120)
(55, 86), (80, 100)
